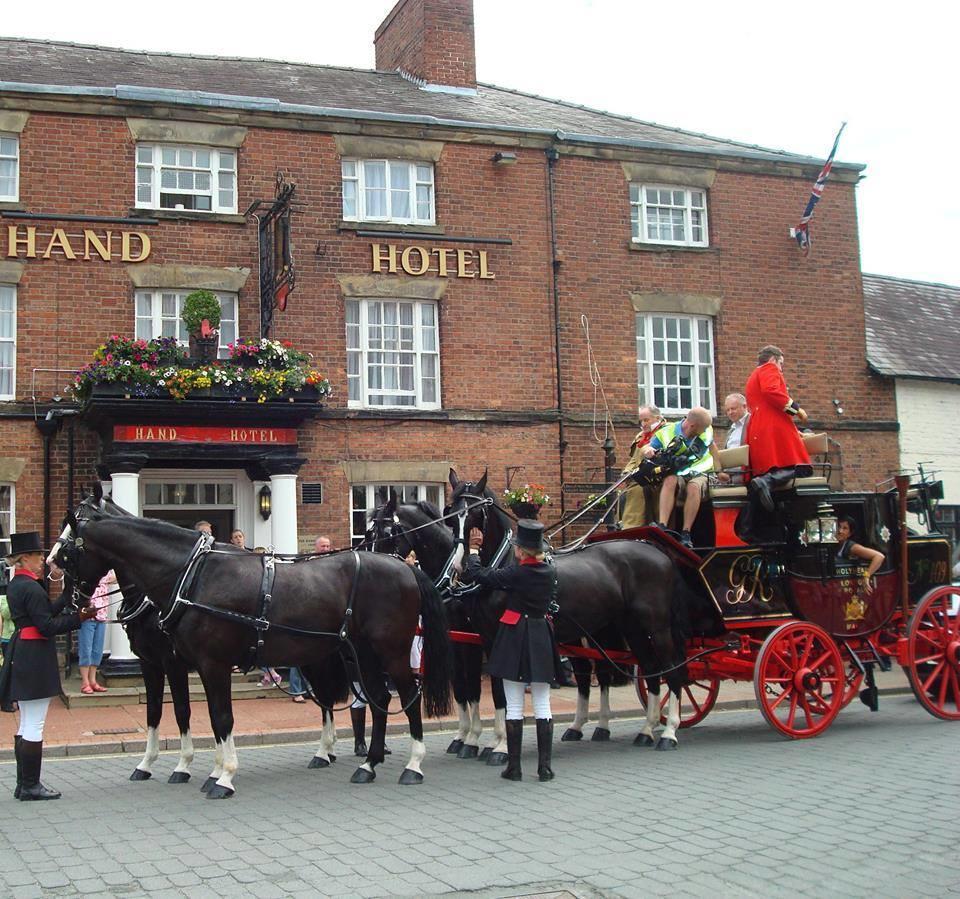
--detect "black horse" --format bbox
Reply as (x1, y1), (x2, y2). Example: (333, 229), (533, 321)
(364, 490), (498, 762)
(55, 503), (453, 797)
(49, 492), (197, 785)
(449, 471), (720, 749)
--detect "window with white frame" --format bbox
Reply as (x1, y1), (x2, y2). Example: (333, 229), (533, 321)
(134, 290), (237, 358)
(135, 144), (237, 213)
(630, 184), (708, 247)
(345, 299), (440, 409)
(636, 313), (715, 414)
(341, 159), (435, 225)
(0, 284), (15, 399)
(350, 482), (444, 547)
(0, 134), (18, 202)
(0, 482), (13, 569)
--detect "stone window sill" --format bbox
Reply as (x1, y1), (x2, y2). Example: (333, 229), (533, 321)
(339, 220), (445, 236)
(628, 241), (719, 255)
(129, 208), (247, 225)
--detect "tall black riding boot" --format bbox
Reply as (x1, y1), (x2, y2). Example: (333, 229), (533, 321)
(14, 735), (22, 799)
(18, 740), (60, 801)
(501, 719), (523, 781)
(536, 718), (555, 782)
(351, 706), (368, 757)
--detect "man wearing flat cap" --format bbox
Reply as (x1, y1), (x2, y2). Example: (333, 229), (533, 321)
(464, 519), (561, 783)
(0, 532), (96, 801)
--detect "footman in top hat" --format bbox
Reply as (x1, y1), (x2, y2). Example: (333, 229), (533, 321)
(0, 532), (97, 800)
(463, 518), (562, 782)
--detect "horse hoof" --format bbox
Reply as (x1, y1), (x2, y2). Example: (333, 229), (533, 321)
(485, 751), (508, 767)
(200, 776), (217, 792)
(350, 767), (376, 784)
(167, 771), (191, 784)
(561, 728), (583, 742)
(478, 746), (492, 761)
(633, 733), (655, 747)
(129, 769), (152, 781)
(591, 727), (611, 742)
(446, 739), (464, 754)
(308, 756), (331, 769)
(457, 744), (479, 760)
(655, 737), (678, 751)
(398, 768), (424, 785)
(205, 783), (235, 799)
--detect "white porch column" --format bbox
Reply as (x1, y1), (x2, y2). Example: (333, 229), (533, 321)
(100, 470), (140, 672)
(269, 473), (299, 554)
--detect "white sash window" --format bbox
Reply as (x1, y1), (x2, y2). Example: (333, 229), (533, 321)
(135, 144), (237, 213)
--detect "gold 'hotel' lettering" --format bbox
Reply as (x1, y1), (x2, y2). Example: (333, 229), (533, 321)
(371, 243), (495, 279)
(230, 429), (281, 443)
(6, 225), (151, 263)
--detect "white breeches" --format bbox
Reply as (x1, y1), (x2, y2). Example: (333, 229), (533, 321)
(17, 697), (52, 741)
(503, 679), (551, 720)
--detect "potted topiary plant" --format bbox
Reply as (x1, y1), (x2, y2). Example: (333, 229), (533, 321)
(181, 290), (222, 363)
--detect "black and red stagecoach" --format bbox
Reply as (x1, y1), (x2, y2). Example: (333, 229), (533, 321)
(553, 433), (957, 740)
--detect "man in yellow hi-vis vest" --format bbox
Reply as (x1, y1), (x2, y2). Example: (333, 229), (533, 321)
(637, 407), (722, 548)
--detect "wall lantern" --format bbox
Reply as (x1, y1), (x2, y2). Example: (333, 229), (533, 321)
(492, 151), (517, 166)
(258, 484), (272, 520)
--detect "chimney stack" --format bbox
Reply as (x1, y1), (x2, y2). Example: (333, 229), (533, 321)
(375, 0), (477, 90)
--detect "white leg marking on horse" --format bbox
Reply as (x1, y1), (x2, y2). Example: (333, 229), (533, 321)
(598, 686), (611, 731)
(172, 730), (194, 774)
(405, 738), (427, 776)
(465, 700), (482, 748)
(640, 687), (660, 740)
(216, 734), (238, 791)
(491, 706), (507, 754)
(313, 714), (337, 762)
(571, 689), (589, 733)
(209, 741), (224, 781)
(359, 762), (374, 775)
(455, 702), (470, 742)
(661, 692), (681, 745)
(136, 727), (160, 774)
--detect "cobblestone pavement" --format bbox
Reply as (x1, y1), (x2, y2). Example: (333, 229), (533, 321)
(0, 696), (957, 899)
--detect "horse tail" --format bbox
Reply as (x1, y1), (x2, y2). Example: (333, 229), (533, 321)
(412, 566), (453, 718)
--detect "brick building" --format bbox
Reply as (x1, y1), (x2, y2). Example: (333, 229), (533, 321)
(0, 0), (898, 579)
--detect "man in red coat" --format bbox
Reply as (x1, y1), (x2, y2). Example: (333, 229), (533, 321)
(745, 345), (811, 512)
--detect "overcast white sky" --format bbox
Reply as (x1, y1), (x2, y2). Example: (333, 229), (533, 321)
(4, 0), (956, 286)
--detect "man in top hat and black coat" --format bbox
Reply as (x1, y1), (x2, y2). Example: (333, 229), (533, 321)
(463, 519), (561, 782)
(0, 532), (96, 800)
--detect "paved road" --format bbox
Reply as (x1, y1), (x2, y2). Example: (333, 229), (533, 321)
(1, 696), (958, 899)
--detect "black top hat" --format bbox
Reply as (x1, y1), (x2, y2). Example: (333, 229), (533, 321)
(6, 531), (44, 561)
(511, 519), (545, 553)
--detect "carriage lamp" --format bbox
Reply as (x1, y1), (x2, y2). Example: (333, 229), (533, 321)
(803, 502), (838, 544)
(258, 485), (272, 520)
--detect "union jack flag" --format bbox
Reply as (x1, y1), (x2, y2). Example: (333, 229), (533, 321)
(795, 123), (846, 254)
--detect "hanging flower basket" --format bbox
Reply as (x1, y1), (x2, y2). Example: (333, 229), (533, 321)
(509, 501), (542, 520)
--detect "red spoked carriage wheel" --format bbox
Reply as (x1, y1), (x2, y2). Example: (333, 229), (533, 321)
(906, 586), (960, 721)
(635, 670), (721, 729)
(754, 622), (845, 739)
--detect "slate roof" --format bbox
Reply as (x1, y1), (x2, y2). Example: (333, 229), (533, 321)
(863, 273), (960, 381)
(0, 38), (860, 168)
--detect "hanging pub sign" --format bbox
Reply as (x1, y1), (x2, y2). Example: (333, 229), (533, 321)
(6, 225), (151, 262)
(253, 173), (298, 338)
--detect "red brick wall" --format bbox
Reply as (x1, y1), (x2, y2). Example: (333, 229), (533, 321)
(375, 0), (477, 88)
(2, 108), (898, 546)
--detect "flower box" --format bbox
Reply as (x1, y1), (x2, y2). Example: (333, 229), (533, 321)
(74, 336), (331, 404)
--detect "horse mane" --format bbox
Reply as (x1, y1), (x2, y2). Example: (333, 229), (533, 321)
(415, 500), (442, 520)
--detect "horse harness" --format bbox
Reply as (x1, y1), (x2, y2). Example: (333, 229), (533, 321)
(154, 534), (365, 672)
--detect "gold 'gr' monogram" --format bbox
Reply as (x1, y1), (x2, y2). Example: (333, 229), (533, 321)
(725, 554), (774, 606)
